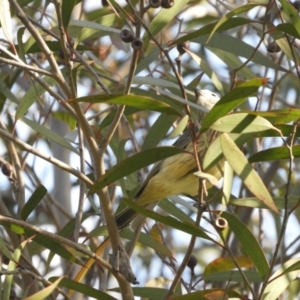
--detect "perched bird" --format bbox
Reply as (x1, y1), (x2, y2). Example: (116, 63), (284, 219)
(116, 89), (222, 230)
(71, 89), (223, 286)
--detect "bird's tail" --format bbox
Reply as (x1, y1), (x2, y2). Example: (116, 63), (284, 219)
(115, 207), (138, 230)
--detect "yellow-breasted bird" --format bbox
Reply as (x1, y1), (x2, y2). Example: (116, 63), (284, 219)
(71, 88), (222, 288)
(116, 88), (221, 230)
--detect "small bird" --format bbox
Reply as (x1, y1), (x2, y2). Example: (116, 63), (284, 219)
(116, 89), (222, 230)
(72, 89), (223, 286)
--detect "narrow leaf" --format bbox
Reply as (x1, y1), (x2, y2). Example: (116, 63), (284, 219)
(76, 94), (179, 115)
(222, 161), (233, 207)
(49, 277), (117, 299)
(210, 113), (279, 134)
(142, 114), (177, 150)
(143, 0), (189, 45)
(195, 33), (287, 72)
(23, 277), (64, 300)
(263, 258), (300, 300)
(20, 185), (47, 221)
(220, 133), (278, 213)
(201, 78), (268, 132)
(204, 270), (262, 283)
(230, 196), (300, 210)
(171, 18), (254, 47)
(90, 147), (185, 194)
(170, 288), (242, 299)
(62, 0), (77, 28)
(203, 132), (255, 171)
(0, 235), (14, 263)
(206, 3), (258, 43)
(122, 198), (214, 242)
(279, 0), (300, 37)
(3, 239), (28, 300)
(204, 256), (254, 276)
(221, 211), (269, 280)
(20, 117), (78, 154)
(250, 108), (300, 124)
(249, 145), (300, 163)
(16, 76), (57, 120)
(0, 0), (13, 44)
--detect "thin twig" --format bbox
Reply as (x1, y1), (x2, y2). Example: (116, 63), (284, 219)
(9, 0), (71, 97)
(0, 128), (93, 186)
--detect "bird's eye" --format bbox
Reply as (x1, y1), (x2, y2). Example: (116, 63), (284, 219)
(212, 93), (217, 97)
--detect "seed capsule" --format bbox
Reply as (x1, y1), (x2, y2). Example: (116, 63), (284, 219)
(267, 41), (281, 53)
(150, 0), (162, 8)
(187, 254), (197, 271)
(177, 41), (190, 55)
(161, 0), (174, 8)
(120, 29), (135, 43)
(131, 38), (143, 50)
(2, 163), (13, 178)
(215, 217), (228, 231)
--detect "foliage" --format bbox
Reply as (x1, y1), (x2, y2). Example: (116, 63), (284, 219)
(0, 0), (300, 299)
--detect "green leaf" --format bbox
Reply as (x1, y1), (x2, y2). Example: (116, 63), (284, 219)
(142, 114), (177, 150)
(220, 133), (278, 213)
(210, 113), (279, 134)
(121, 228), (173, 257)
(0, 76), (18, 104)
(20, 117), (78, 154)
(143, 0), (189, 45)
(110, 287), (168, 299)
(122, 198), (214, 242)
(21, 41), (90, 54)
(204, 256), (254, 276)
(49, 277), (117, 299)
(86, 225), (172, 257)
(47, 213), (92, 266)
(0, 221), (82, 265)
(222, 161), (233, 206)
(203, 270), (262, 283)
(248, 145), (300, 163)
(72, 19), (120, 46)
(201, 78), (268, 132)
(230, 196), (300, 210)
(158, 198), (195, 224)
(0, 0), (13, 44)
(221, 211), (269, 280)
(206, 3), (258, 43)
(20, 185), (47, 221)
(52, 111), (77, 130)
(90, 147), (185, 194)
(172, 18), (254, 47)
(275, 23), (300, 39)
(187, 50), (225, 92)
(279, 0), (300, 37)
(170, 288), (242, 299)
(242, 108), (300, 124)
(263, 258), (300, 300)
(206, 34), (284, 71)
(195, 33), (287, 72)
(62, 0), (77, 29)
(203, 132), (254, 171)
(16, 76), (57, 120)
(3, 240), (28, 300)
(23, 277), (64, 300)
(76, 94), (180, 115)
(168, 115), (188, 139)
(0, 235), (14, 263)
